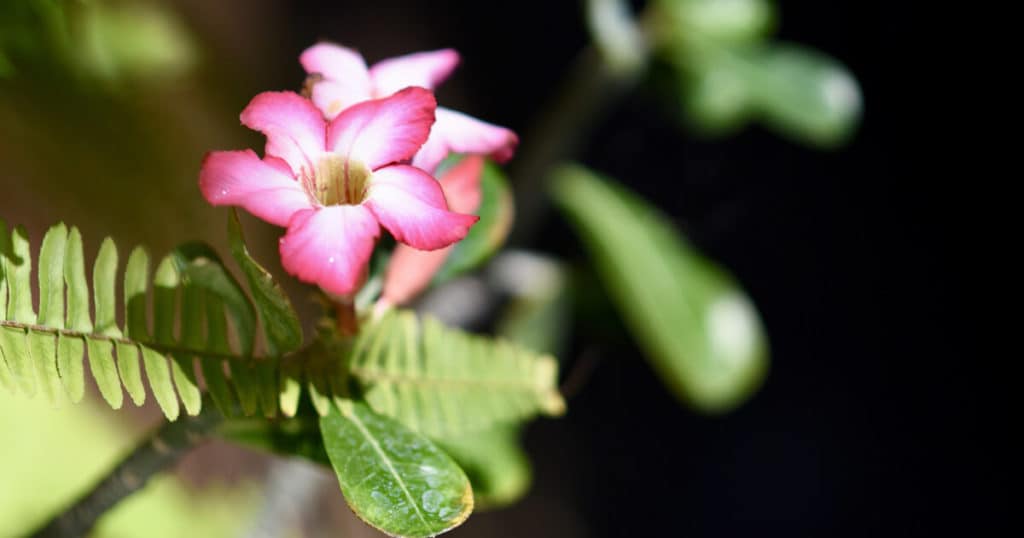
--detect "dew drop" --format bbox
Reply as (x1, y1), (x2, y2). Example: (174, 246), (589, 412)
(328, 256), (336, 264)
(421, 490), (443, 513)
(219, 188), (229, 196)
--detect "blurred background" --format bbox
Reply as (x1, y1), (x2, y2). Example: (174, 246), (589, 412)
(1, 0), (998, 536)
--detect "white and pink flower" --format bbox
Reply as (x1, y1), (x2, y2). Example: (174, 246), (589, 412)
(300, 43), (518, 174)
(199, 88), (478, 296)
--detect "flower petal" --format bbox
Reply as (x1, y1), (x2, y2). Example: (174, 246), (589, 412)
(379, 157), (485, 305)
(369, 48), (460, 96)
(300, 43), (374, 119)
(199, 150), (311, 227)
(279, 205), (380, 296)
(380, 245), (453, 306)
(365, 165), (478, 250)
(438, 155), (485, 214)
(326, 87), (436, 170)
(411, 107), (519, 174)
(240, 91), (326, 175)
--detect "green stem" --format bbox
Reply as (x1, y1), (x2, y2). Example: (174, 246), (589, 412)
(0, 319), (272, 363)
(28, 398), (223, 538)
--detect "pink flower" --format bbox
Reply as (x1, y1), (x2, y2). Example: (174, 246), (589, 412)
(380, 155), (486, 307)
(300, 42), (518, 174)
(199, 88), (478, 296)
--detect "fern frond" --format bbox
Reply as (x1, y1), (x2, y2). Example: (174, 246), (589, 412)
(346, 309), (566, 437)
(0, 219), (284, 420)
(1, 218), (564, 434)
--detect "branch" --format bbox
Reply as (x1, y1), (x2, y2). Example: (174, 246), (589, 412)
(28, 397), (223, 538)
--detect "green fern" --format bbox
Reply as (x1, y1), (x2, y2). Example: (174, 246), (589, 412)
(347, 309), (565, 437)
(0, 219), (284, 420)
(1, 218), (565, 435)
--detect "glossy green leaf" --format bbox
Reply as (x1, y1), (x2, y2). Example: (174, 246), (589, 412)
(320, 399), (474, 537)
(227, 210), (302, 355)
(434, 158), (514, 283)
(552, 165), (767, 412)
(438, 424), (532, 509)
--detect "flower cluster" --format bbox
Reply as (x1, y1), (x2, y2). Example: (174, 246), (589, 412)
(200, 43), (517, 297)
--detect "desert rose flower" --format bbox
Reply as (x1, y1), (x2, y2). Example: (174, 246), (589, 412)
(199, 88), (478, 296)
(300, 42), (518, 174)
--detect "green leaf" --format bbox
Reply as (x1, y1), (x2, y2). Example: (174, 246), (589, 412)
(93, 238), (121, 337)
(227, 210), (302, 355)
(679, 58), (752, 135)
(5, 226), (35, 324)
(655, 0), (774, 45)
(0, 327), (34, 396)
(433, 159), (514, 283)
(86, 338), (123, 408)
(125, 247), (180, 420)
(320, 399), (474, 537)
(744, 43), (862, 147)
(0, 219), (304, 422)
(170, 242), (256, 357)
(201, 295), (236, 417)
(352, 310), (565, 437)
(437, 424), (532, 509)
(551, 165), (768, 412)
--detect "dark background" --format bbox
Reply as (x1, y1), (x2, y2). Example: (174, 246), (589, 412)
(196, 0), (997, 536)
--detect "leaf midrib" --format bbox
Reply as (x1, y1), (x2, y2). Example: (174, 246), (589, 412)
(0, 319), (267, 363)
(344, 405), (433, 535)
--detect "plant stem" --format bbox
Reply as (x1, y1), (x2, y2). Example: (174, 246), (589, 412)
(29, 399), (223, 538)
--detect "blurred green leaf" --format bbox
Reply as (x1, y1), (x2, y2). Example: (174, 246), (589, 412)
(679, 57), (752, 135)
(437, 424), (532, 509)
(75, 3), (196, 82)
(743, 43), (862, 147)
(2, 0), (195, 83)
(320, 399), (474, 537)
(228, 210), (303, 355)
(551, 165), (767, 413)
(653, 0), (862, 147)
(434, 159), (515, 283)
(654, 0), (775, 44)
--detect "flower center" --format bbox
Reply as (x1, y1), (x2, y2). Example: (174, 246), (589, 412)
(304, 155), (371, 206)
